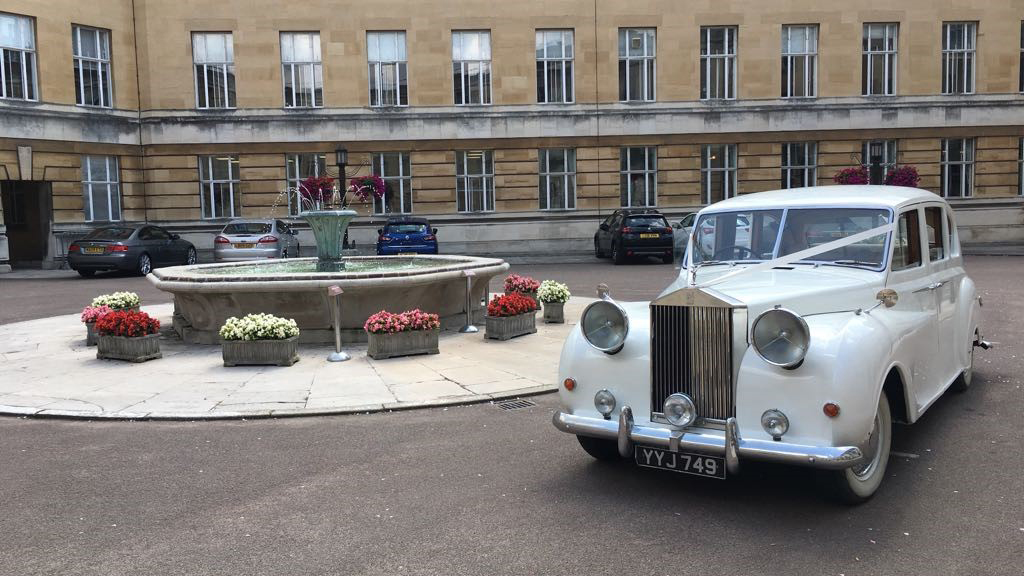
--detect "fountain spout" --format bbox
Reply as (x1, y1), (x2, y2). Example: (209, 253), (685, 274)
(301, 209), (358, 272)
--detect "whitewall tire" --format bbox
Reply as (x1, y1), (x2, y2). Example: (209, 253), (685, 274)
(828, 391), (892, 504)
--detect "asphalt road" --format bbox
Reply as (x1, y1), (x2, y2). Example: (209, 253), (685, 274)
(1, 257), (1021, 575)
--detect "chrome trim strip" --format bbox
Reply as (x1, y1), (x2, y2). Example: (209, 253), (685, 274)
(553, 410), (864, 470)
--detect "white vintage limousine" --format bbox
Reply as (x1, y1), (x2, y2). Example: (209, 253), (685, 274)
(553, 186), (988, 502)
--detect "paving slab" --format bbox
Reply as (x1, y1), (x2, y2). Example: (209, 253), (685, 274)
(0, 298), (590, 420)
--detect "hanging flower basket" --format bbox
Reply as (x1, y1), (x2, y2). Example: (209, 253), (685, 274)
(485, 293), (538, 341)
(364, 309), (441, 360)
(219, 314), (301, 367)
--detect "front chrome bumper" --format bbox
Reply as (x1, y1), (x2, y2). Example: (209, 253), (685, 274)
(553, 406), (864, 473)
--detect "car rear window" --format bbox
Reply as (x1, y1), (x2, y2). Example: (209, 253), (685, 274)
(223, 223), (272, 235)
(625, 216), (668, 228)
(386, 223), (428, 234)
(84, 227), (135, 240)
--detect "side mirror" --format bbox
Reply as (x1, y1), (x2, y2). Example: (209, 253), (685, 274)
(171, 234), (181, 240)
(432, 228), (438, 234)
(377, 229), (383, 235)
(599, 223), (609, 231)
(876, 289), (899, 308)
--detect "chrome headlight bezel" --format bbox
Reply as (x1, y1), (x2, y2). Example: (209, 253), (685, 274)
(750, 307), (810, 369)
(580, 299), (629, 354)
(663, 393), (697, 427)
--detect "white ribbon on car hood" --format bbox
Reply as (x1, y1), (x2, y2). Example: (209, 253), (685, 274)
(689, 221), (896, 289)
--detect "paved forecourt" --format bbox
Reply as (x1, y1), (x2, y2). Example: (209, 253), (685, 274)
(0, 300), (590, 420)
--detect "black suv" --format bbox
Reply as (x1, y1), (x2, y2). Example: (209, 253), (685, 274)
(594, 209), (674, 264)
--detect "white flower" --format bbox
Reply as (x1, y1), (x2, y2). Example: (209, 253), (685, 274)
(220, 313), (300, 340)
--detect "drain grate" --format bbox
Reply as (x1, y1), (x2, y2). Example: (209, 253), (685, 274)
(495, 398), (536, 411)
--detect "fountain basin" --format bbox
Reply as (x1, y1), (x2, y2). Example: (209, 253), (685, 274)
(148, 255), (509, 344)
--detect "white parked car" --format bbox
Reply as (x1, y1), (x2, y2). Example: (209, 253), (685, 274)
(554, 186), (988, 503)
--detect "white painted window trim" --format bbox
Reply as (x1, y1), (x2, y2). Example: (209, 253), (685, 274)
(942, 22), (976, 95)
(781, 142), (818, 188)
(281, 32), (322, 108)
(192, 32), (236, 109)
(781, 24), (818, 98)
(72, 25), (112, 108)
(941, 138), (975, 198)
(536, 29), (574, 104)
(456, 151), (494, 213)
(367, 31), (408, 107)
(199, 155), (240, 219)
(700, 26), (737, 100)
(620, 146), (658, 207)
(863, 23), (898, 96)
(82, 155), (121, 222)
(0, 12), (38, 101)
(372, 152), (413, 214)
(452, 31), (492, 106)
(538, 148), (576, 210)
(701, 144), (737, 205)
(286, 153), (326, 215)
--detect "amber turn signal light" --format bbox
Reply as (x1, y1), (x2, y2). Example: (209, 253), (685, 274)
(563, 378), (576, 391)
(823, 402), (840, 418)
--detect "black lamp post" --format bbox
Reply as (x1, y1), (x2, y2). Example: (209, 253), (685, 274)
(335, 148), (350, 248)
(868, 141), (884, 185)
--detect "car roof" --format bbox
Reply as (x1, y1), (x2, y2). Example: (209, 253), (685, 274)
(702, 186), (942, 213)
(224, 219), (275, 224)
(616, 208), (664, 216)
(385, 217), (430, 224)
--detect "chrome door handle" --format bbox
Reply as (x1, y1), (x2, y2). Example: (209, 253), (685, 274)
(912, 282), (944, 293)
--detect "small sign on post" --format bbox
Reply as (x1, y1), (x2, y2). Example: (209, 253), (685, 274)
(326, 285), (350, 362)
(458, 270), (479, 333)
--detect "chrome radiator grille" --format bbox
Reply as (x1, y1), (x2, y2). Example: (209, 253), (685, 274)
(651, 304), (735, 422)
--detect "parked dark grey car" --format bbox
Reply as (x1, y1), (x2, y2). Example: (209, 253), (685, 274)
(68, 225), (197, 277)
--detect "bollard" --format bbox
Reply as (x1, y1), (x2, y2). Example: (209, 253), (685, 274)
(326, 285), (350, 362)
(459, 270), (479, 333)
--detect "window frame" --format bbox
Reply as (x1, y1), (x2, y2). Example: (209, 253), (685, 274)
(455, 150), (494, 213)
(285, 153), (327, 215)
(0, 12), (38, 101)
(536, 29), (574, 104)
(198, 155), (241, 219)
(372, 152), (413, 215)
(891, 207), (923, 272)
(192, 32), (236, 109)
(452, 30), (492, 106)
(862, 23), (898, 96)
(701, 144), (738, 205)
(81, 155), (121, 222)
(941, 138), (975, 198)
(72, 25), (113, 108)
(367, 31), (408, 107)
(781, 24), (818, 98)
(923, 205), (950, 263)
(619, 146), (658, 208)
(280, 31), (323, 108)
(861, 140), (899, 173)
(538, 148), (577, 210)
(941, 22), (976, 95)
(618, 28), (656, 102)
(700, 26), (737, 100)
(781, 142), (817, 189)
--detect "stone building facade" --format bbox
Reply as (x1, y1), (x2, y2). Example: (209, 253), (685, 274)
(1, 0), (1023, 268)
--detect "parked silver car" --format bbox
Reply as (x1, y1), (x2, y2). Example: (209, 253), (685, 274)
(213, 219), (300, 262)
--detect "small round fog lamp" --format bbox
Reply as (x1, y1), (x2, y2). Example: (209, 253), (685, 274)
(594, 389), (616, 417)
(663, 393), (697, 427)
(761, 409), (790, 440)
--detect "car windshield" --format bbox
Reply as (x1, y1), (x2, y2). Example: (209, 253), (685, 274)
(386, 223), (428, 234)
(84, 227), (135, 240)
(625, 215), (668, 228)
(223, 223), (272, 235)
(690, 208), (891, 268)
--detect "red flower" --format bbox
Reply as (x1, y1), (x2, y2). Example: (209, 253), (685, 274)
(487, 293), (537, 318)
(95, 310), (160, 337)
(833, 166), (869, 185)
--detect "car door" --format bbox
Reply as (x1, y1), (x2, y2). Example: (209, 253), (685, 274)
(148, 227), (174, 265)
(885, 206), (941, 413)
(136, 227), (161, 263)
(597, 213), (614, 251)
(923, 204), (964, 389)
(602, 213), (621, 252)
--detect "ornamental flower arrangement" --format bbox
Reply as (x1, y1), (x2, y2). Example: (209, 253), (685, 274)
(538, 280), (571, 324)
(80, 305), (113, 346)
(220, 313), (300, 366)
(364, 309), (441, 360)
(94, 309), (162, 362)
(504, 274), (541, 294)
(833, 166), (869, 185)
(885, 166), (921, 188)
(485, 293), (538, 340)
(298, 174), (386, 210)
(219, 314), (300, 341)
(91, 291), (141, 310)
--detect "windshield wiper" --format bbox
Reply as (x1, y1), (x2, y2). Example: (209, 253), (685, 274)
(826, 260), (880, 268)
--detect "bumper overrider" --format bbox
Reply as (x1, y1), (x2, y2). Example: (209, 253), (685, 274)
(553, 406), (865, 473)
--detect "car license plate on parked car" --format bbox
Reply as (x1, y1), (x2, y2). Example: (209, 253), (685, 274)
(234, 243), (255, 249)
(639, 233), (659, 239)
(84, 246), (104, 254)
(634, 446), (726, 479)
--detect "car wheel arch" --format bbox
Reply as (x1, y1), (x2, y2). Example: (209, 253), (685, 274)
(881, 365), (911, 425)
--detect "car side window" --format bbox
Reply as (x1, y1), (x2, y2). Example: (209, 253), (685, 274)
(924, 206), (947, 262)
(138, 227), (153, 240)
(150, 227), (170, 240)
(276, 220), (288, 234)
(892, 209), (922, 271)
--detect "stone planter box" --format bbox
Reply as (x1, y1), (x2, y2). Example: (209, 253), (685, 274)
(222, 336), (299, 367)
(485, 312), (537, 341)
(542, 301), (565, 324)
(96, 333), (162, 362)
(85, 322), (98, 346)
(367, 329), (440, 360)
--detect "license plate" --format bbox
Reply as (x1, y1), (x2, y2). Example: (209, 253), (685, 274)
(639, 233), (659, 239)
(233, 243), (255, 249)
(84, 246), (104, 254)
(635, 446), (726, 479)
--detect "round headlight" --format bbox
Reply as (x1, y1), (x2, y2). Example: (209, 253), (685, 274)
(581, 300), (629, 354)
(594, 389), (616, 416)
(751, 307), (810, 369)
(761, 409), (789, 439)
(663, 393), (697, 427)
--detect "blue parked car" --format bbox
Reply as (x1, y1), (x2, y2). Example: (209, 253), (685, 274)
(376, 217), (439, 255)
